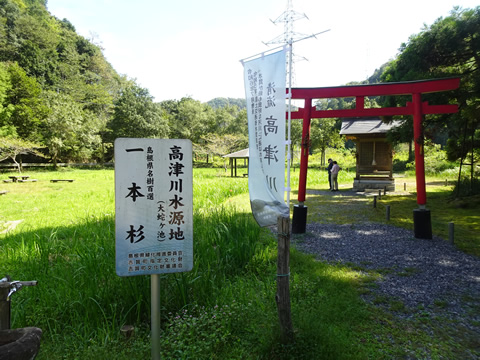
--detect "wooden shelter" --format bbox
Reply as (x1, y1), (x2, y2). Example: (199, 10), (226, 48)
(222, 148), (249, 177)
(340, 117), (400, 191)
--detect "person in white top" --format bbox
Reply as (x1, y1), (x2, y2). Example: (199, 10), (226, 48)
(331, 161), (340, 191)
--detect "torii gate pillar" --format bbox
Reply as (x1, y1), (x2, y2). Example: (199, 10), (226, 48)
(412, 92), (432, 238)
(289, 78), (460, 238)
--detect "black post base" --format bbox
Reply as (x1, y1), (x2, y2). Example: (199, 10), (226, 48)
(292, 205), (307, 234)
(413, 208), (432, 239)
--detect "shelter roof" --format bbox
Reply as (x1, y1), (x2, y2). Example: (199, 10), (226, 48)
(222, 148), (249, 158)
(339, 117), (401, 136)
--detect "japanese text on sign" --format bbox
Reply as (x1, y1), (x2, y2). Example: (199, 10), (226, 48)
(115, 139), (193, 276)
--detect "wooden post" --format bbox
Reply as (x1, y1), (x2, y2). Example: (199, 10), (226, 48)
(449, 222), (454, 244)
(276, 216), (293, 343)
(0, 285), (10, 330)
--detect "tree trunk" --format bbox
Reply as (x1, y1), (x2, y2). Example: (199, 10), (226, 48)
(408, 140), (414, 162)
(456, 116), (470, 198)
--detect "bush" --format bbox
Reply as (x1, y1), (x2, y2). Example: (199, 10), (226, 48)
(405, 142), (457, 175)
(453, 177), (480, 197)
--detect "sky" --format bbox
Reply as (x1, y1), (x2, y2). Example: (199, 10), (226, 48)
(46, 0), (479, 103)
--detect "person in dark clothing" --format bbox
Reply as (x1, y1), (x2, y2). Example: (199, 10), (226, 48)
(326, 158), (333, 190)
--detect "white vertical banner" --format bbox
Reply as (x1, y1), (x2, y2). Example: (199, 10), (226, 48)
(243, 49), (289, 227)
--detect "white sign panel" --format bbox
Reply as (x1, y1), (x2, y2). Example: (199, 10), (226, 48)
(244, 49), (289, 227)
(114, 138), (193, 276)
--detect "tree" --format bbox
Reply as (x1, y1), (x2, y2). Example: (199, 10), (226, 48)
(168, 97), (213, 143)
(211, 105), (247, 136)
(108, 82), (169, 140)
(0, 62), (14, 126)
(381, 6), (480, 193)
(0, 131), (44, 172)
(5, 62), (47, 141)
(41, 90), (100, 164)
(207, 97), (246, 110)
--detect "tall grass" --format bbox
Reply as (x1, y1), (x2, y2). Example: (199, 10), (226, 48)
(0, 169), (264, 357)
(0, 167), (381, 359)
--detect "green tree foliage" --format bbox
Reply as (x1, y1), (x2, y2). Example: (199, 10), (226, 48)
(5, 0), (477, 173)
(0, 62), (14, 125)
(5, 61), (47, 141)
(41, 90), (98, 164)
(0, 130), (44, 172)
(310, 118), (343, 165)
(0, 0), (124, 163)
(167, 97), (213, 142)
(212, 104), (247, 136)
(107, 83), (169, 140)
(207, 97), (246, 110)
(1, 0), (60, 86)
(381, 6), (480, 184)
(159, 98), (249, 160)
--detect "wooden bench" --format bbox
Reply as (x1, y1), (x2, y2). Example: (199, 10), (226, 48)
(17, 179), (37, 182)
(50, 179), (75, 183)
(0, 190), (7, 195)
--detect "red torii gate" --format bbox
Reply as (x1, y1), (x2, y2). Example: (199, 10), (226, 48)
(289, 77), (460, 238)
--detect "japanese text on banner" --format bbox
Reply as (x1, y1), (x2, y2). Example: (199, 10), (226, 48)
(243, 50), (289, 227)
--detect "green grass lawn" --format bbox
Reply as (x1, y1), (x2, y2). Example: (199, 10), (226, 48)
(0, 166), (478, 359)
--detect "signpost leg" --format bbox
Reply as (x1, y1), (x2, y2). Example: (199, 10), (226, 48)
(151, 274), (161, 360)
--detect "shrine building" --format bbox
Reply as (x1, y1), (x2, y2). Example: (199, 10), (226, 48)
(340, 117), (401, 192)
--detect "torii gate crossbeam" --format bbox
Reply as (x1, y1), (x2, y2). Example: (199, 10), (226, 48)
(288, 77), (460, 238)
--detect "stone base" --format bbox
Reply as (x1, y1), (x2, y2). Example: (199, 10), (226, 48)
(352, 179), (395, 192)
(0, 327), (42, 360)
(292, 205), (307, 234)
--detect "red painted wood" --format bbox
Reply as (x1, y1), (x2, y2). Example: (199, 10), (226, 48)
(290, 103), (458, 119)
(413, 93), (427, 206)
(290, 77), (460, 99)
(287, 78), (460, 207)
(298, 98), (312, 203)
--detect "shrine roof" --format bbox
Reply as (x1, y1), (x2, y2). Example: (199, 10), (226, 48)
(340, 117), (401, 136)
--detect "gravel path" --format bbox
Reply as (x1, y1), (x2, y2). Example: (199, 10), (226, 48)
(292, 221), (480, 327)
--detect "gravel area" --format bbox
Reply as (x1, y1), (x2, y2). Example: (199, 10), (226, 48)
(292, 222), (480, 326)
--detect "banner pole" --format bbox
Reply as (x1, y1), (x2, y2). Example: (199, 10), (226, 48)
(151, 274), (161, 360)
(286, 43), (292, 210)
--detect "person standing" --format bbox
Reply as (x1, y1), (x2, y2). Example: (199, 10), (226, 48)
(326, 158), (333, 190)
(331, 161), (340, 191)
